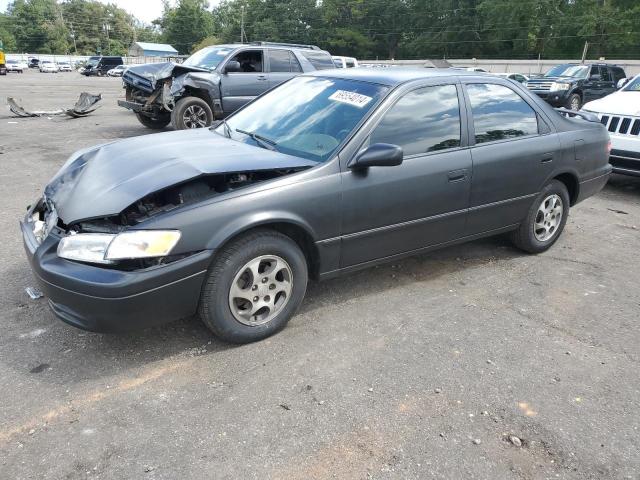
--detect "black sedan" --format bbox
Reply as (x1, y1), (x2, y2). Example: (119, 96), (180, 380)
(22, 69), (612, 343)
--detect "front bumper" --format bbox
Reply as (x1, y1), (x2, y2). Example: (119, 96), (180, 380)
(529, 89), (570, 107)
(21, 212), (212, 333)
(117, 99), (144, 112)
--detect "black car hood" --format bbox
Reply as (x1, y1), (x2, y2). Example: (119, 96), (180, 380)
(45, 129), (316, 224)
(125, 62), (211, 85)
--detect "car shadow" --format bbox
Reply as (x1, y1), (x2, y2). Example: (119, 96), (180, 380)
(605, 173), (640, 197)
(3, 235), (521, 388)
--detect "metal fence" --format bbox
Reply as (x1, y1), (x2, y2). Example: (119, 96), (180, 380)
(362, 58), (640, 76)
(4, 54), (177, 66)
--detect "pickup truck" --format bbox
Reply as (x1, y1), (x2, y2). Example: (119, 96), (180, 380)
(119, 42), (335, 130)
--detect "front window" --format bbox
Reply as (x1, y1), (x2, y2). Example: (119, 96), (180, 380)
(370, 85), (461, 155)
(227, 50), (263, 73)
(218, 76), (388, 162)
(623, 76), (640, 91)
(183, 46), (234, 70)
(86, 57), (99, 66)
(545, 64), (589, 79)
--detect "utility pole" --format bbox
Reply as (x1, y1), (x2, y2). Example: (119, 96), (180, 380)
(581, 41), (589, 64)
(70, 23), (78, 55)
(240, 5), (246, 43)
(103, 23), (111, 55)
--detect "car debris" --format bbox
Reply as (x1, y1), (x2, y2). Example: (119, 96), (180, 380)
(7, 92), (102, 118)
(25, 286), (43, 299)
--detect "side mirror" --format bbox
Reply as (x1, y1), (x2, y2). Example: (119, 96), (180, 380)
(224, 60), (241, 73)
(349, 143), (403, 169)
(617, 78), (629, 89)
(589, 74), (601, 81)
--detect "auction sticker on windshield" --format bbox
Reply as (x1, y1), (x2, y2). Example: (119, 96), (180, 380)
(328, 90), (373, 108)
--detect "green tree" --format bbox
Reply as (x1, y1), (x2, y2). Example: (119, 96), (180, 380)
(156, 0), (214, 54)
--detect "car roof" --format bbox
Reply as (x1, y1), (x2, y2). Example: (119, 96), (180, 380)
(308, 67), (489, 86)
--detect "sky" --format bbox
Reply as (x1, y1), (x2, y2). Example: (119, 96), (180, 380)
(0, 0), (184, 24)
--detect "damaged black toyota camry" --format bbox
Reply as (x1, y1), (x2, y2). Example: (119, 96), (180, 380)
(22, 69), (611, 343)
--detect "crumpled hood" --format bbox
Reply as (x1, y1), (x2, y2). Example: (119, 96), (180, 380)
(45, 129), (316, 224)
(583, 91), (640, 116)
(124, 62), (211, 88)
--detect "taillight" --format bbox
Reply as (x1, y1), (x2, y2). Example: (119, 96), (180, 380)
(607, 140), (612, 153)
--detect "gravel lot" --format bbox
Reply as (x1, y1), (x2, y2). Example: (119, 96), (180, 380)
(1, 70), (639, 480)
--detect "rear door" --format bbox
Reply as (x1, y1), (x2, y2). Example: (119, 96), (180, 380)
(220, 49), (269, 114)
(340, 82), (472, 267)
(267, 49), (302, 89)
(463, 81), (559, 234)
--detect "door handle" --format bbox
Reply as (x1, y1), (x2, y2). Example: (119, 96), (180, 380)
(540, 153), (553, 164)
(448, 169), (467, 182)
(257, 75), (267, 81)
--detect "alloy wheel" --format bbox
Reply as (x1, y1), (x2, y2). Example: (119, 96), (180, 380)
(182, 105), (208, 128)
(228, 255), (293, 326)
(534, 194), (563, 242)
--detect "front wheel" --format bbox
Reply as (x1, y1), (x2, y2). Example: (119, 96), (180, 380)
(567, 93), (581, 111)
(171, 96), (213, 130)
(510, 180), (570, 254)
(135, 112), (171, 130)
(198, 230), (308, 344)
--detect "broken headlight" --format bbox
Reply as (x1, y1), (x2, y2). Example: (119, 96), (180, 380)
(57, 230), (181, 265)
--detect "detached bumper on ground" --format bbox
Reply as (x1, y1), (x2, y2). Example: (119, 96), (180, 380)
(21, 217), (211, 333)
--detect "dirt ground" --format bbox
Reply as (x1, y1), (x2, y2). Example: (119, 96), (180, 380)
(0, 69), (639, 480)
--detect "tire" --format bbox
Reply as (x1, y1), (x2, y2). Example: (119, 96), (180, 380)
(567, 93), (581, 111)
(171, 96), (213, 130)
(135, 112), (171, 130)
(510, 180), (570, 254)
(198, 229), (308, 344)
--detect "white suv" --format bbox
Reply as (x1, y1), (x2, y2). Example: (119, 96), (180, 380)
(6, 59), (27, 73)
(582, 75), (640, 176)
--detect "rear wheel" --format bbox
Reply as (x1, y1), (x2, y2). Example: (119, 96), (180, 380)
(510, 180), (570, 254)
(135, 112), (171, 130)
(171, 96), (213, 130)
(198, 230), (308, 344)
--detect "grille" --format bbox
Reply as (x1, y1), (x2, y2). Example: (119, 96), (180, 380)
(122, 71), (154, 93)
(598, 113), (640, 136)
(527, 81), (554, 91)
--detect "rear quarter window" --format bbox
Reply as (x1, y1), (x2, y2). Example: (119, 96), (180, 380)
(301, 51), (335, 70)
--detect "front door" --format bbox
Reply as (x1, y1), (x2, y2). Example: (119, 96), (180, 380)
(340, 83), (472, 267)
(220, 49), (270, 114)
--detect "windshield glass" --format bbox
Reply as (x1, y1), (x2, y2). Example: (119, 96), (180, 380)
(183, 46), (232, 70)
(545, 64), (588, 78)
(218, 76), (388, 162)
(86, 57), (99, 66)
(623, 76), (640, 91)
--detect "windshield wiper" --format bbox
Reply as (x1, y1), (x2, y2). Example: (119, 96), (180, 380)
(236, 128), (278, 151)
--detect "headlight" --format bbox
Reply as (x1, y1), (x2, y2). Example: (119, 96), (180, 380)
(57, 230), (181, 264)
(551, 82), (570, 91)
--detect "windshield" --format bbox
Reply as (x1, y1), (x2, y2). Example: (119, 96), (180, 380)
(86, 57), (99, 66)
(218, 76), (388, 162)
(545, 64), (589, 78)
(183, 46), (233, 70)
(7, 59), (17, 64)
(623, 76), (640, 91)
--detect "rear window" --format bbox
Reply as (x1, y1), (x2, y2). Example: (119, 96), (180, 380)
(301, 51), (334, 70)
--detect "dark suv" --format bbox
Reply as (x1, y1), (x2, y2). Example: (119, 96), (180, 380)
(82, 56), (124, 76)
(118, 42), (334, 130)
(526, 63), (626, 110)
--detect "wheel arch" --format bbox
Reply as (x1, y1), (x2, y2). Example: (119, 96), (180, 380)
(207, 214), (321, 280)
(553, 171), (580, 206)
